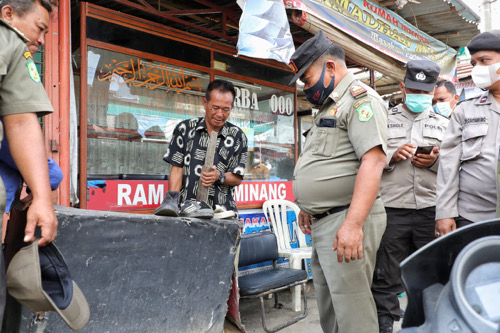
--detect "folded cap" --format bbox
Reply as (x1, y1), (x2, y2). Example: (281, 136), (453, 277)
(404, 60), (441, 92)
(6, 241), (90, 331)
(288, 30), (332, 85)
(467, 30), (500, 55)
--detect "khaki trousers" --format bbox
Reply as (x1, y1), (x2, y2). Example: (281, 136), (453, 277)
(311, 198), (386, 333)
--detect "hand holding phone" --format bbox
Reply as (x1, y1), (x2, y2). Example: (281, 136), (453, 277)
(415, 145), (434, 155)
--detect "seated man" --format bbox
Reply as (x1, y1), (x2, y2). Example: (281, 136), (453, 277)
(156, 79), (248, 218)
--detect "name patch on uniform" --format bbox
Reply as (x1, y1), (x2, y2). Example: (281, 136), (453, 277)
(356, 103), (374, 122)
(424, 124), (443, 131)
(24, 51), (32, 59)
(389, 123), (403, 128)
(27, 59), (40, 83)
(464, 117), (487, 124)
(318, 118), (336, 128)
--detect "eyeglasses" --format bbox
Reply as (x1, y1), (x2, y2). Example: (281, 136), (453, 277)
(210, 105), (232, 113)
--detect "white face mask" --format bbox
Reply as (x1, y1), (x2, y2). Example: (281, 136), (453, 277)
(471, 62), (500, 89)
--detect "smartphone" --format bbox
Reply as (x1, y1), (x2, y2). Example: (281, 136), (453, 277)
(415, 145), (433, 155)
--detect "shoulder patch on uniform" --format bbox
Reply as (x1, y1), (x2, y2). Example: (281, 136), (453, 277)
(24, 51), (32, 59)
(349, 85), (367, 99)
(27, 59), (40, 83)
(356, 102), (374, 122)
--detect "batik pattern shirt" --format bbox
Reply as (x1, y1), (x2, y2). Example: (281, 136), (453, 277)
(164, 117), (248, 211)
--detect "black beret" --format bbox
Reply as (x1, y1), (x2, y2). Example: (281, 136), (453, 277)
(288, 30), (332, 86)
(467, 30), (500, 55)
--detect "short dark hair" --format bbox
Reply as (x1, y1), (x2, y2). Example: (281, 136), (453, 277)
(205, 79), (236, 103)
(436, 80), (457, 95)
(315, 44), (346, 66)
(0, 0), (53, 15)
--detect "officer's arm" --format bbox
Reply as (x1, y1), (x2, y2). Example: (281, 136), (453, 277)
(435, 107), (463, 221)
(3, 113), (57, 246)
(334, 145), (386, 263)
(168, 165), (183, 191)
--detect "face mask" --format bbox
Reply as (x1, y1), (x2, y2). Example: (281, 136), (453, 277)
(304, 61), (335, 106)
(433, 101), (453, 117)
(471, 63), (500, 89)
(404, 89), (433, 113)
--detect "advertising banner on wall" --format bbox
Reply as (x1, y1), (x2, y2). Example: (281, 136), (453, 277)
(284, 0), (457, 73)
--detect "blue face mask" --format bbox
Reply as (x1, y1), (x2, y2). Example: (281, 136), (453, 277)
(304, 61), (335, 106)
(433, 101), (453, 118)
(404, 89), (433, 113)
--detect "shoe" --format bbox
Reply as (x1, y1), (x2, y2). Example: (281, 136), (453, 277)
(180, 200), (214, 219)
(213, 205), (236, 219)
(378, 315), (394, 333)
(154, 191), (180, 216)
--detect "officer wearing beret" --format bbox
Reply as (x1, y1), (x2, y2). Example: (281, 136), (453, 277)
(0, 1), (58, 325)
(371, 60), (449, 333)
(436, 30), (500, 235)
(291, 30), (388, 333)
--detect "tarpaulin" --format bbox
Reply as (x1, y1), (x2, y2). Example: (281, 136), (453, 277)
(237, 0), (295, 64)
(285, 0), (457, 75)
(14, 206), (241, 333)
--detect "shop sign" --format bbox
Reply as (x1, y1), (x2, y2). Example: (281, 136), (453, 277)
(234, 86), (259, 110)
(285, 0), (457, 73)
(97, 58), (202, 92)
(87, 180), (295, 210)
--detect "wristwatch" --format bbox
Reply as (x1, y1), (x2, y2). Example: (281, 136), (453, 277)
(217, 171), (226, 185)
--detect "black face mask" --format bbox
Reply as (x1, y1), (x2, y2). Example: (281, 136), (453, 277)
(304, 61), (335, 106)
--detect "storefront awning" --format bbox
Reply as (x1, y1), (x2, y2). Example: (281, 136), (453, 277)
(285, 0), (480, 84)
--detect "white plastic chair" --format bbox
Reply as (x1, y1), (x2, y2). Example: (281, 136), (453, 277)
(263, 199), (312, 312)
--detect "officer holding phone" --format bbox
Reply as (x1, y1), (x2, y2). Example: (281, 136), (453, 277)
(371, 60), (450, 333)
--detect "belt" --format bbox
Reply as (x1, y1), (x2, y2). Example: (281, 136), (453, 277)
(312, 204), (350, 220)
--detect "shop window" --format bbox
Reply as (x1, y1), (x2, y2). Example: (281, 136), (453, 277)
(86, 47), (210, 178)
(215, 76), (296, 181)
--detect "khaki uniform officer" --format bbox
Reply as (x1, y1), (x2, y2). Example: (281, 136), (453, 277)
(371, 60), (448, 333)
(0, 18), (55, 325)
(290, 30), (388, 333)
(436, 30), (500, 235)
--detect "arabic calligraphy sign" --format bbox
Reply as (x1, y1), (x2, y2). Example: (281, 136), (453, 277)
(98, 58), (203, 93)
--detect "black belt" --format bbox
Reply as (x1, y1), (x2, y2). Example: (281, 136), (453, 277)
(313, 205), (350, 220)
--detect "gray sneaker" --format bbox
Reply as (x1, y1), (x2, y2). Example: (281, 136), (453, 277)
(180, 200), (214, 219)
(154, 191), (180, 217)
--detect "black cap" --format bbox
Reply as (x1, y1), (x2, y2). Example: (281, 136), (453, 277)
(404, 60), (441, 92)
(288, 30), (332, 86)
(467, 30), (500, 55)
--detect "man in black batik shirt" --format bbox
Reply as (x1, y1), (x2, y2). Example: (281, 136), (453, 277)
(160, 79), (248, 216)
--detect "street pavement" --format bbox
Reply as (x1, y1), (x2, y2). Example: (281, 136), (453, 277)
(225, 280), (408, 332)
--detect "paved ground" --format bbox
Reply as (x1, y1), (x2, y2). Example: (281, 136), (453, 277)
(224, 280), (408, 332)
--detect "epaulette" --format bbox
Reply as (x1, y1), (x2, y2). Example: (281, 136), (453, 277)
(456, 95), (483, 106)
(0, 19), (29, 43)
(389, 106), (401, 114)
(349, 85), (367, 99)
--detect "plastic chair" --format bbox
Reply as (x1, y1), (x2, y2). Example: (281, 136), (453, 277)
(262, 199), (312, 312)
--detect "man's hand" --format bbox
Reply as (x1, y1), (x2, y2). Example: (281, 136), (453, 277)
(412, 146), (439, 168)
(333, 222), (364, 263)
(298, 210), (312, 235)
(390, 143), (416, 163)
(24, 198), (58, 246)
(200, 166), (220, 186)
(435, 218), (456, 237)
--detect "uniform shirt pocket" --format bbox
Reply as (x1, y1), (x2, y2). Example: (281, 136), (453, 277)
(461, 123), (489, 161)
(311, 116), (339, 157)
(422, 126), (444, 145)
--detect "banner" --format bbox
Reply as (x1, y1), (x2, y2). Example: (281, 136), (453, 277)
(285, 0), (457, 73)
(87, 180), (295, 210)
